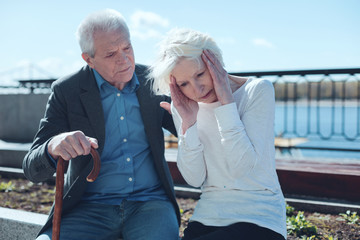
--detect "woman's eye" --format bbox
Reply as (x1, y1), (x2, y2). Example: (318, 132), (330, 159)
(197, 72), (204, 77)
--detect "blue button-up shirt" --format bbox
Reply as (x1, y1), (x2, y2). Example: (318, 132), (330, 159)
(82, 69), (167, 204)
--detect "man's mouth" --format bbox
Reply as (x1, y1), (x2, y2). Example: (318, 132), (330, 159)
(118, 66), (130, 73)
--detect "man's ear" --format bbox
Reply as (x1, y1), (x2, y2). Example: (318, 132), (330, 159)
(82, 53), (94, 68)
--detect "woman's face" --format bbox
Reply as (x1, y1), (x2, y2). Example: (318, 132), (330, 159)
(171, 58), (218, 103)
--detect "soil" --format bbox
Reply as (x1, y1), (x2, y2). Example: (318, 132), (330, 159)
(1, 176), (359, 240)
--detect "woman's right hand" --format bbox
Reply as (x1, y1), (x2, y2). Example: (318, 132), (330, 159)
(169, 75), (199, 134)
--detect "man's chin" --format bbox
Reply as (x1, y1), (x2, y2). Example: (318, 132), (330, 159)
(117, 70), (134, 81)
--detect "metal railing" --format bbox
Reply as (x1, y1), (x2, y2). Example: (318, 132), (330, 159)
(18, 79), (56, 93)
(230, 68), (360, 154)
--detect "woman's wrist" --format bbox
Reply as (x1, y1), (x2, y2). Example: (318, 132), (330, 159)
(181, 120), (196, 134)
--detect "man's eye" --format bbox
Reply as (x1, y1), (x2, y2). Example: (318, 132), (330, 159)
(179, 82), (187, 87)
(106, 53), (115, 57)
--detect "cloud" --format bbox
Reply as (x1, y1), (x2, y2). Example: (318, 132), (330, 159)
(130, 10), (169, 28)
(129, 10), (170, 40)
(252, 38), (274, 48)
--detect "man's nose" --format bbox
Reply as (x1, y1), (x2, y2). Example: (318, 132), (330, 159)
(116, 52), (128, 64)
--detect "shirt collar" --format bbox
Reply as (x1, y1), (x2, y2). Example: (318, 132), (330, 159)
(93, 69), (139, 94)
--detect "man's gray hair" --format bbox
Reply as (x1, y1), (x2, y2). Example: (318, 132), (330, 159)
(76, 9), (129, 57)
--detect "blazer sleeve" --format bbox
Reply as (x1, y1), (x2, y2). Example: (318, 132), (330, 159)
(161, 95), (177, 137)
(22, 81), (70, 183)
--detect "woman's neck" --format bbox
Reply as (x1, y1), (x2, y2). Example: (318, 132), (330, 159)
(228, 75), (248, 93)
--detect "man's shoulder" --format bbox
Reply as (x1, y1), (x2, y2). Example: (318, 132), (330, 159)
(135, 64), (149, 78)
(51, 65), (91, 88)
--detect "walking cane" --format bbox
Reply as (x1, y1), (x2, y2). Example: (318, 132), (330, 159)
(52, 147), (101, 240)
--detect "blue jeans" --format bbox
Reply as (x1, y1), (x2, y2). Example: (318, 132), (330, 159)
(37, 200), (179, 240)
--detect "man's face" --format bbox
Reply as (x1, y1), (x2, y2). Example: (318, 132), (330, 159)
(82, 28), (135, 90)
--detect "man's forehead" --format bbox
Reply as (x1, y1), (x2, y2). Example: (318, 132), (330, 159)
(94, 31), (131, 48)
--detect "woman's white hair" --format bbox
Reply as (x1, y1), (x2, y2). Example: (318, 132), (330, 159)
(76, 9), (129, 57)
(148, 28), (224, 95)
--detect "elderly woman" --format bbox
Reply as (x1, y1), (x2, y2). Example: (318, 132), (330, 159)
(148, 28), (286, 240)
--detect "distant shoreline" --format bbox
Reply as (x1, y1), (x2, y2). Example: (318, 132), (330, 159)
(275, 99), (359, 107)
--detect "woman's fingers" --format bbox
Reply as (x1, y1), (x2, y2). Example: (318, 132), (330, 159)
(202, 50), (224, 85)
(169, 75), (199, 130)
(202, 49), (234, 105)
(160, 101), (171, 114)
(169, 75), (185, 105)
(202, 49), (223, 73)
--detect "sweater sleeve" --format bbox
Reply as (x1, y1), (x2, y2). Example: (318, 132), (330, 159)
(171, 103), (206, 188)
(214, 79), (275, 178)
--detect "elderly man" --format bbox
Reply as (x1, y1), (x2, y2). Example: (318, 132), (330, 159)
(23, 9), (180, 240)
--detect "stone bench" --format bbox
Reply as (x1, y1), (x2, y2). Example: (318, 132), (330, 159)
(0, 207), (47, 240)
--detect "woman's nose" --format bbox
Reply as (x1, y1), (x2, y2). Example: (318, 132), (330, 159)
(193, 81), (204, 94)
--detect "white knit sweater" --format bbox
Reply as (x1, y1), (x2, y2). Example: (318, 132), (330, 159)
(172, 78), (287, 239)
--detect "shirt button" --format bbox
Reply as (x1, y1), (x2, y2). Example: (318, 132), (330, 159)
(117, 93), (121, 97)
(126, 158), (131, 162)
(120, 116), (124, 120)
(123, 138), (127, 142)
(129, 177), (133, 182)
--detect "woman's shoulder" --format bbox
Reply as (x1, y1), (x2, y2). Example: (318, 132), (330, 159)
(244, 78), (274, 95)
(232, 78), (274, 103)
(247, 77), (273, 89)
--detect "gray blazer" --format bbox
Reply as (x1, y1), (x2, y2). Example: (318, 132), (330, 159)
(22, 64), (180, 235)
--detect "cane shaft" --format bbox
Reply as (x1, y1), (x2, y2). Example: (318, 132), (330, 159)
(52, 157), (64, 240)
(51, 148), (101, 240)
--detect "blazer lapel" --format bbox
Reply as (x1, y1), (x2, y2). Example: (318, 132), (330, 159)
(136, 68), (163, 158)
(79, 67), (105, 153)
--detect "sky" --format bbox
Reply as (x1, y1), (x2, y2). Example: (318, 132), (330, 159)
(1, 0), (359, 85)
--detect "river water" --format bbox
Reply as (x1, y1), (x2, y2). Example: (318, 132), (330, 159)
(274, 102), (360, 160)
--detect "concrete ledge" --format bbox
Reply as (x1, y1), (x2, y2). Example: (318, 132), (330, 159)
(0, 166), (26, 179)
(285, 196), (360, 215)
(0, 140), (31, 169)
(0, 207), (47, 240)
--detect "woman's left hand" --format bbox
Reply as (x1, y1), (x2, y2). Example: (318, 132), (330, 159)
(202, 49), (234, 105)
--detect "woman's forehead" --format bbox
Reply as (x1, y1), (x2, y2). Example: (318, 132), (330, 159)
(172, 58), (205, 80)
(178, 57), (204, 70)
